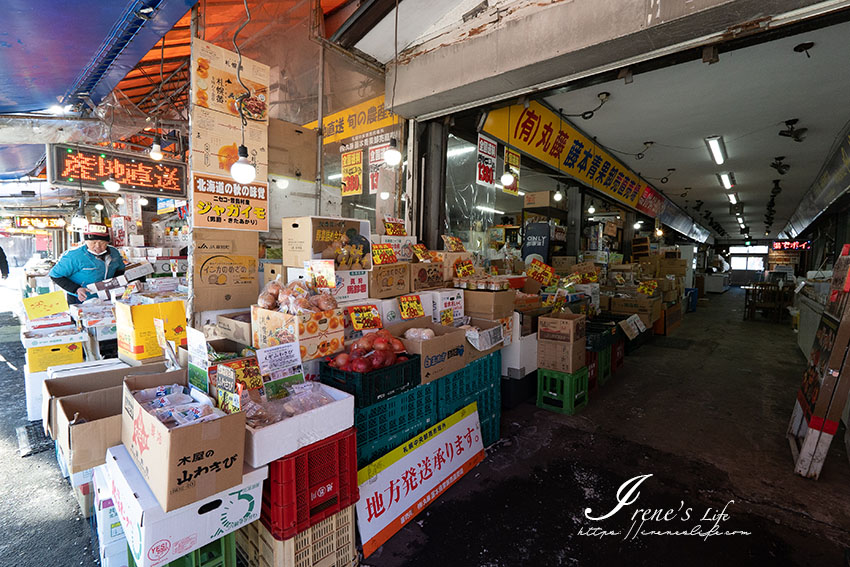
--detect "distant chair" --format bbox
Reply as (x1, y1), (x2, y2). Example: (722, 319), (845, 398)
(745, 282), (781, 321)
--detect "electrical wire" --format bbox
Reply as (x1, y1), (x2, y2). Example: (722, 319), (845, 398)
(233, 0), (252, 146)
(390, 0), (399, 114)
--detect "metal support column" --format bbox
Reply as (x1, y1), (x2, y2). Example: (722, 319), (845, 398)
(420, 120), (448, 250)
(566, 185), (582, 257)
(623, 210), (636, 260)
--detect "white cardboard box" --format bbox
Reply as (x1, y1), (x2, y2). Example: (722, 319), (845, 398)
(20, 329), (88, 349)
(375, 235), (417, 261)
(100, 539), (130, 567)
(93, 465), (124, 547)
(24, 364), (48, 421)
(244, 384), (354, 468)
(501, 312), (538, 378)
(287, 268), (370, 303)
(106, 445), (267, 567)
(379, 292), (435, 326)
(429, 288), (464, 326)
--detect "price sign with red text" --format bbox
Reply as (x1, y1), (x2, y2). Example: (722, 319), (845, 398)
(454, 260), (475, 278)
(347, 305), (382, 331)
(304, 260), (336, 289)
(637, 280), (658, 296)
(440, 308), (454, 327)
(441, 235), (466, 252)
(564, 273), (582, 287)
(476, 133), (497, 189)
(341, 149), (364, 197)
(411, 244), (430, 262)
(372, 243), (398, 265)
(398, 295), (425, 319)
(384, 216), (407, 236)
(581, 272), (598, 283)
(527, 259), (554, 285)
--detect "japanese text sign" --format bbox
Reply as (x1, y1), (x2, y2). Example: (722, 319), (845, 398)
(348, 305), (382, 331)
(303, 94), (399, 146)
(454, 260), (475, 278)
(341, 149), (364, 197)
(398, 295), (425, 319)
(411, 244), (430, 262)
(189, 105), (269, 180)
(503, 147), (520, 196)
(527, 259), (554, 286)
(191, 39), (269, 123)
(482, 101), (649, 209)
(439, 308), (454, 327)
(23, 290), (68, 320)
(441, 235), (466, 252)
(305, 260), (336, 289)
(772, 240), (811, 251)
(384, 217), (407, 236)
(192, 172), (269, 232)
(476, 133), (497, 189)
(14, 216), (65, 229)
(372, 243), (398, 265)
(635, 185), (665, 218)
(256, 342), (302, 376)
(356, 403), (485, 557)
(369, 143), (391, 195)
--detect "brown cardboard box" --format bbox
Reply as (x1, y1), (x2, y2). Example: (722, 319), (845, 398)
(281, 216), (372, 270)
(121, 370), (246, 512)
(600, 294), (612, 312)
(409, 262), (445, 291)
(42, 362), (167, 439)
(538, 337), (586, 373)
(538, 312), (586, 342)
(650, 278), (674, 292)
(263, 263), (283, 285)
(464, 317), (505, 363)
(386, 317), (467, 383)
(552, 256), (577, 275)
(514, 292), (542, 311)
(368, 262), (411, 299)
(251, 305), (345, 360)
(431, 251), (473, 281)
(524, 191), (566, 209)
(216, 311), (253, 344)
(268, 118), (318, 181)
(653, 302), (682, 336)
(57, 386), (123, 474)
(663, 290), (679, 302)
(571, 261), (598, 275)
(638, 255), (660, 278)
(610, 296), (663, 327)
(464, 289), (516, 319)
(522, 278), (544, 295)
(658, 258), (687, 277)
(193, 229), (259, 312)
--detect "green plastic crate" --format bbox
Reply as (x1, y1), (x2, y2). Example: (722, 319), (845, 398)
(128, 533), (236, 567)
(436, 352), (502, 447)
(537, 367), (589, 415)
(598, 345), (612, 386)
(320, 355), (421, 408)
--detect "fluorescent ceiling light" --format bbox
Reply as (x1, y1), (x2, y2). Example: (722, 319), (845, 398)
(328, 173), (342, 180)
(718, 172), (734, 190)
(728, 193), (738, 204)
(447, 146), (475, 158)
(705, 136), (726, 165)
(476, 205), (505, 214)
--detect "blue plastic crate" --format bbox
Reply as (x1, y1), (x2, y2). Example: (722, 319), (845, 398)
(355, 383), (437, 449)
(436, 351), (501, 405)
(480, 414), (501, 448)
(685, 288), (698, 312)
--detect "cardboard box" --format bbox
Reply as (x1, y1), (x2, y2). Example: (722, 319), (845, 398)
(409, 262), (445, 291)
(385, 317), (467, 383)
(514, 292), (541, 312)
(368, 262), (411, 299)
(658, 258), (687, 277)
(24, 364), (48, 421)
(552, 256), (577, 275)
(106, 444), (265, 567)
(186, 328), (255, 393)
(430, 251), (473, 281)
(151, 257), (189, 275)
(537, 312), (586, 342)
(216, 311), (253, 344)
(116, 299), (187, 361)
(93, 465), (124, 548)
(575, 283), (600, 313)
(463, 289), (516, 319)
(263, 262), (283, 285)
(121, 370), (246, 512)
(244, 383), (354, 468)
(523, 191), (566, 209)
(663, 289), (679, 302)
(498, 313), (515, 347)
(501, 331), (538, 379)
(287, 268), (370, 303)
(465, 318), (505, 363)
(193, 229), (259, 312)
(124, 262), (155, 281)
(610, 295), (663, 328)
(338, 299), (377, 344)
(600, 294), (612, 312)
(653, 302), (682, 336)
(430, 288), (464, 326)
(26, 342), (85, 373)
(379, 292), (435, 326)
(538, 337), (586, 374)
(376, 235), (418, 261)
(638, 256), (660, 278)
(251, 305), (345, 360)
(100, 539), (129, 567)
(281, 216), (372, 270)
(56, 386), (123, 475)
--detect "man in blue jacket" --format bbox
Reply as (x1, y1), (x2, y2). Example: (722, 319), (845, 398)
(50, 223), (125, 304)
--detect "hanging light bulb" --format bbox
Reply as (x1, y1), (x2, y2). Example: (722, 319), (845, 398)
(553, 185), (563, 202)
(94, 203), (104, 211)
(150, 134), (163, 161)
(116, 197), (125, 205)
(139, 197), (149, 206)
(633, 221), (642, 230)
(103, 177), (120, 192)
(500, 168), (515, 187)
(384, 138), (402, 167)
(587, 201), (596, 214)
(231, 145), (256, 183)
(379, 191), (391, 200)
(655, 227), (663, 237)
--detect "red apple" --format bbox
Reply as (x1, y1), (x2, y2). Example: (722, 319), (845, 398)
(384, 351), (397, 367)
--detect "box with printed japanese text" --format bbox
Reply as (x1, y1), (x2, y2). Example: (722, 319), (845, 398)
(538, 337), (586, 374)
(186, 328), (256, 393)
(409, 261), (445, 291)
(281, 216), (372, 270)
(369, 262), (411, 299)
(538, 312), (586, 343)
(379, 292), (435, 326)
(385, 317), (467, 383)
(251, 305), (345, 360)
(216, 311), (252, 344)
(287, 267), (370, 303)
(120, 370), (246, 512)
(374, 235), (418, 261)
(106, 444), (266, 567)
(430, 288), (464, 326)
(193, 229), (259, 312)
(92, 465), (124, 549)
(430, 251), (473, 281)
(26, 341), (85, 373)
(116, 299), (187, 361)
(464, 318), (505, 363)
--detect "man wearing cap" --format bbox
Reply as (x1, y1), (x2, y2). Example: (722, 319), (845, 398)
(50, 223), (125, 304)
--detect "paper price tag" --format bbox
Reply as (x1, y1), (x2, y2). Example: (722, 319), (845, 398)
(454, 260), (475, 278)
(411, 244), (430, 262)
(441, 235), (466, 252)
(384, 217), (407, 236)
(304, 259), (336, 289)
(527, 259), (554, 285)
(348, 305), (382, 331)
(399, 295), (425, 319)
(372, 243), (398, 265)
(439, 308), (454, 327)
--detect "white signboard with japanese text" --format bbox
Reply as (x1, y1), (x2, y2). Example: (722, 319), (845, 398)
(356, 403), (485, 557)
(476, 134), (497, 190)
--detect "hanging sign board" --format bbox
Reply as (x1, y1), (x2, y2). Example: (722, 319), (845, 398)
(369, 143), (391, 195)
(503, 148), (520, 196)
(476, 134), (497, 189)
(191, 172), (269, 231)
(341, 149), (364, 197)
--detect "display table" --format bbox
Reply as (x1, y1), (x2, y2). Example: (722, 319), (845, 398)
(797, 294), (824, 363)
(704, 273), (730, 293)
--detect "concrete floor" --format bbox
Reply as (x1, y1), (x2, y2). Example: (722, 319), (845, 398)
(1, 286), (849, 566)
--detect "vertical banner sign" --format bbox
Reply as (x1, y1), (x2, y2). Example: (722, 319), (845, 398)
(190, 39), (270, 232)
(369, 143), (390, 195)
(503, 148), (520, 195)
(476, 134), (497, 189)
(342, 149), (364, 197)
(357, 404), (485, 557)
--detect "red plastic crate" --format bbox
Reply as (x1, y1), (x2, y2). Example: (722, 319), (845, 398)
(612, 338), (625, 374)
(260, 427), (359, 540)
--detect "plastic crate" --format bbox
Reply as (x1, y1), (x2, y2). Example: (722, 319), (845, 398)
(585, 350), (598, 394)
(500, 372), (536, 409)
(237, 507), (357, 567)
(612, 338), (625, 374)
(625, 327), (654, 354)
(355, 383), (437, 467)
(436, 351), (501, 406)
(598, 346), (612, 386)
(537, 367), (589, 415)
(319, 355), (421, 408)
(480, 414), (501, 448)
(585, 322), (617, 351)
(261, 428), (359, 541)
(128, 533), (236, 567)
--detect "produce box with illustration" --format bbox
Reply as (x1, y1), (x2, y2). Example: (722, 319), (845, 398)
(281, 216), (372, 270)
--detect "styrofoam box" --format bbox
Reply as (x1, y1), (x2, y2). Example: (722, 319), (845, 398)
(501, 312), (538, 379)
(106, 445), (267, 567)
(244, 383), (354, 468)
(47, 359), (128, 379)
(100, 539), (130, 567)
(90, 325), (118, 341)
(20, 329), (87, 349)
(93, 465), (125, 548)
(24, 364), (48, 421)
(379, 291), (435, 326)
